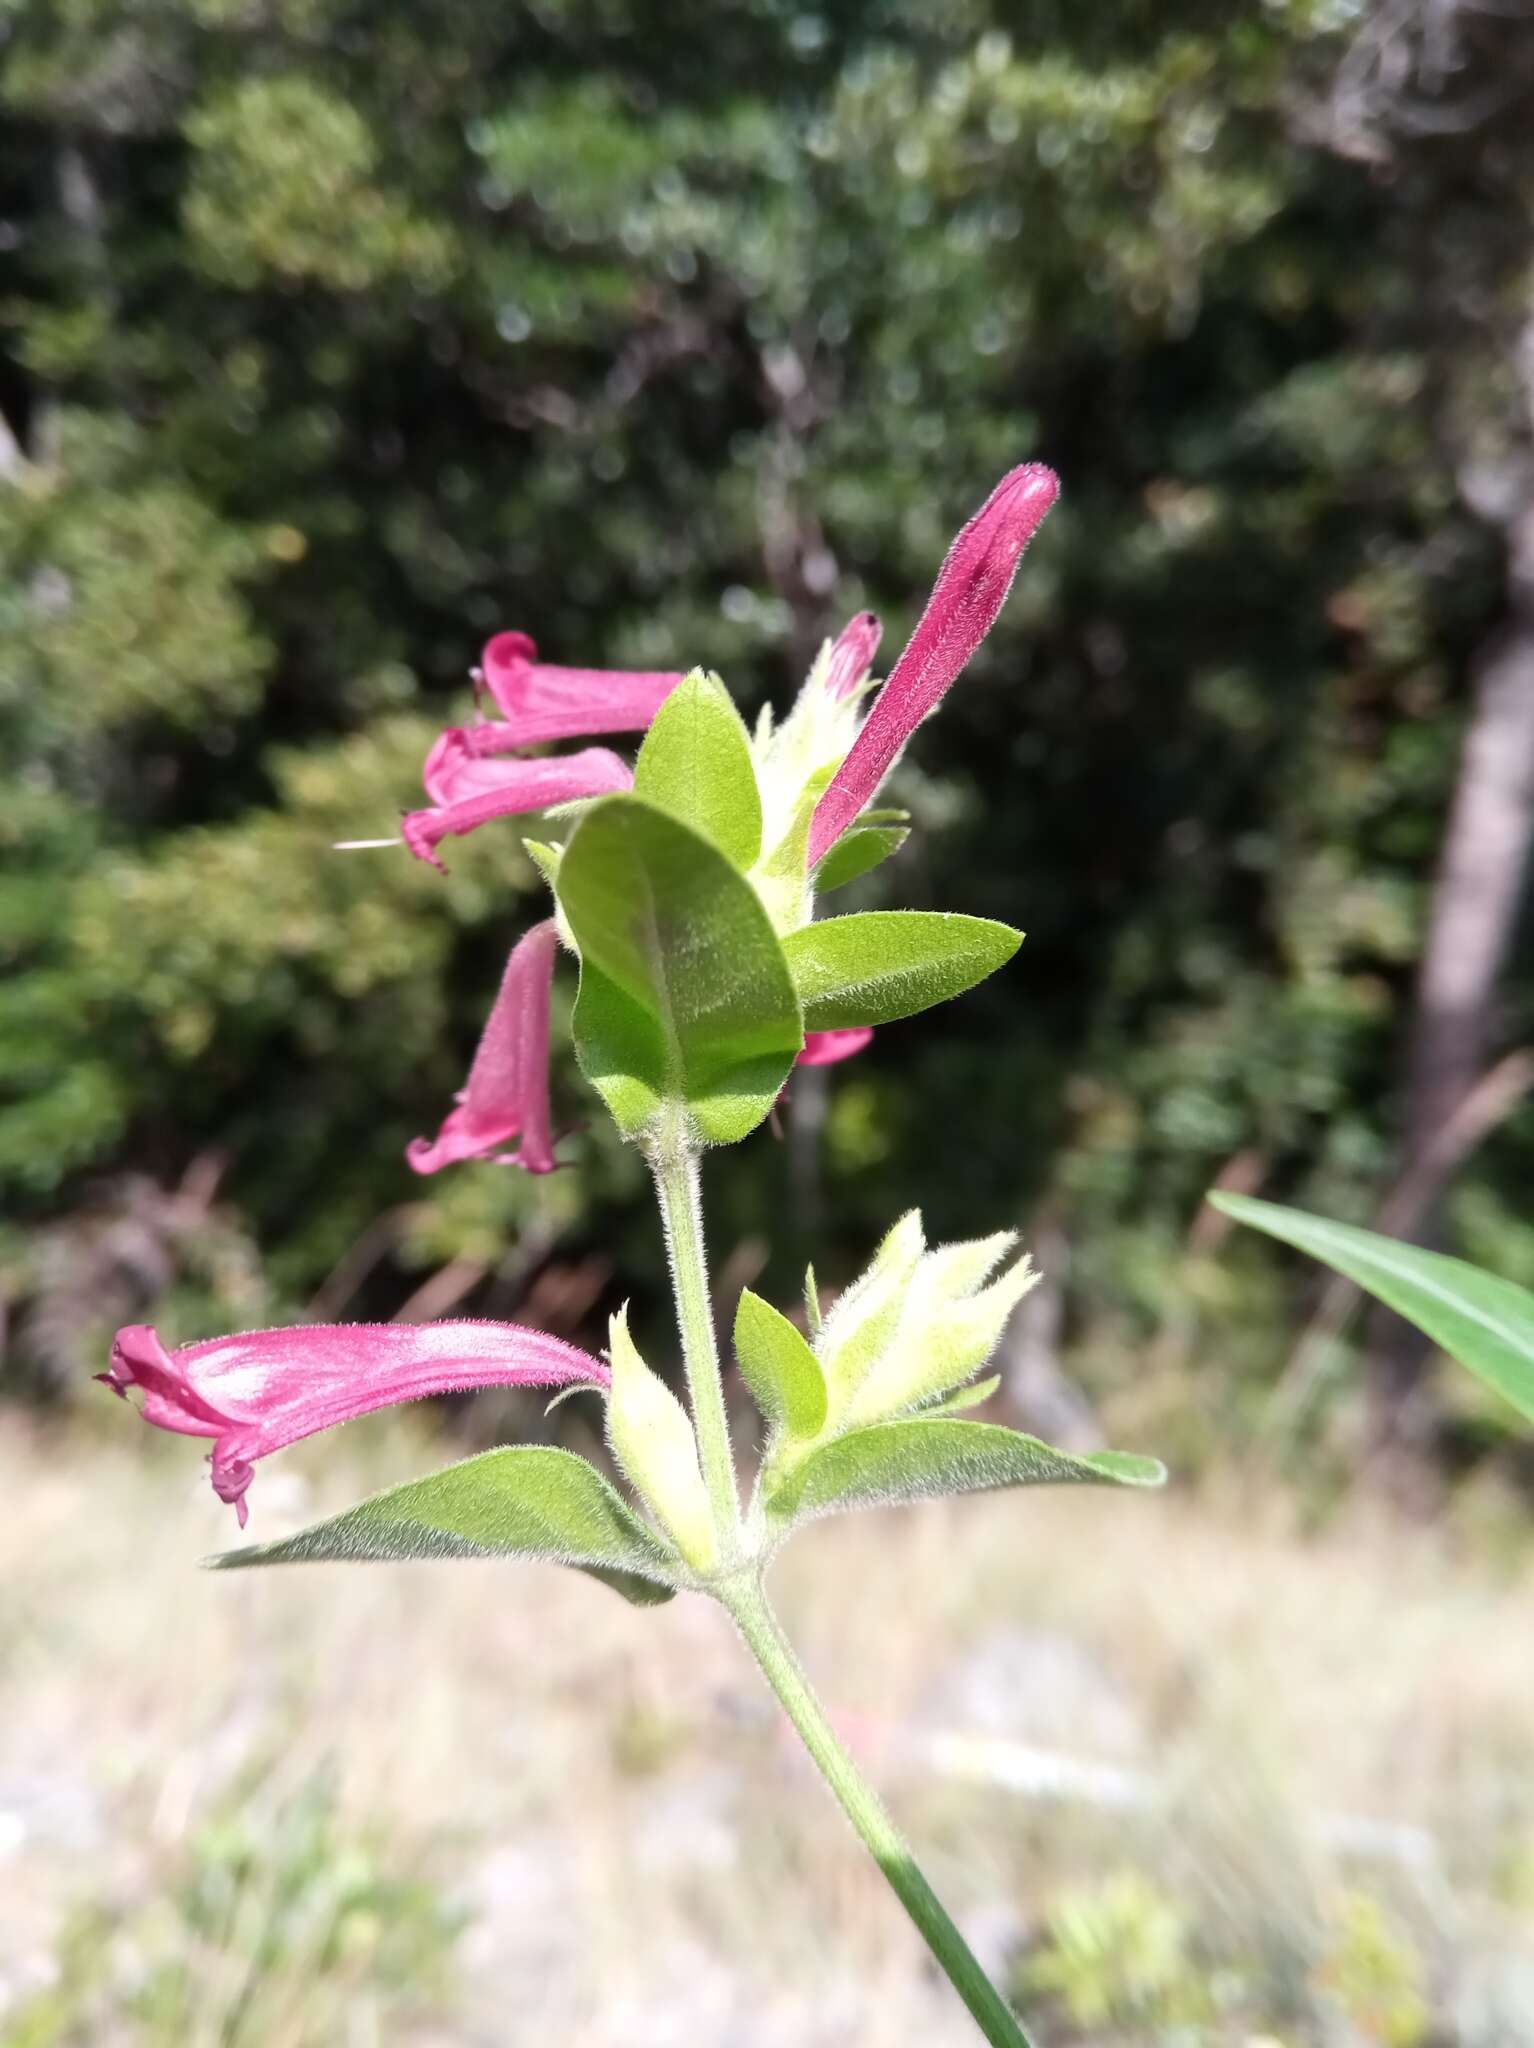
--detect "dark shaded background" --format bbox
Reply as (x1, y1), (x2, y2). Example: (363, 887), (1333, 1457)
(4, 0), (1534, 1488)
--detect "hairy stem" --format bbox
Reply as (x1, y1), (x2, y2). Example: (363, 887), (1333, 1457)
(651, 1138), (742, 1556)
(724, 1576), (1035, 2048)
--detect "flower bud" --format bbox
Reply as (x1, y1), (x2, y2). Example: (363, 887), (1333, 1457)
(605, 1309), (716, 1571)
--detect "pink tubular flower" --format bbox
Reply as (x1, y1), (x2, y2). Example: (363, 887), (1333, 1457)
(807, 464), (1060, 868)
(408, 920), (560, 1175)
(797, 1027), (874, 1067)
(101, 1318), (610, 1525)
(402, 747), (632, 871)
(478, 631), (682, 742)
(824, 611), (883, 701)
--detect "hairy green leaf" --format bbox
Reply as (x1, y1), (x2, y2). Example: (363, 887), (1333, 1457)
(558, 796), (802, 1145)
(634, 669), (762, 870)
(783, 912), (1022, 1029)
(734, 1287), (827, 1437)
(814, 823), (909, 894)
(803, 1264), (823, 1337)
(210, 1446), (680, 1603)
(764, 1416), (1164, 1529)
(1210, 1192), (1534, 1424)
(522, 837), (563, 891)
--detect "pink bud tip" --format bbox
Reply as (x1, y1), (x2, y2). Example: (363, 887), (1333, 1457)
(807, 464), (1060, 868)
(403, 748), (632, 870)
(824, 612), (883, 701)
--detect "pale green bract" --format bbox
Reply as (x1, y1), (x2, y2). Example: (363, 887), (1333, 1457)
(737, 1211), (1163, 1527)
(924, 1373), (1002, 1415)
(606, 1307), (716, 1569)
(1210, 1191), (1534, 1424)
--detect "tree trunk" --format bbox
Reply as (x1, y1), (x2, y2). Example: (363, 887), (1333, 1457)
(1367, 485), (1534, 1468)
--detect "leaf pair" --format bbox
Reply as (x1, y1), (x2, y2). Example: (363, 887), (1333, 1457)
(216, 1412), (1164, 1599)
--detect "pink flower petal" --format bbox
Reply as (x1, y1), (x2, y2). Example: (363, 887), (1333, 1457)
(403, 747), (632, 870)
(796, 1027), (874, 1068)
(480, 631), (682, 735)
(101, 1318), (610, 1525)
(408, 921), (560, 1175)
(807, 465), (1059, 867)
(823, 612), (883, 701)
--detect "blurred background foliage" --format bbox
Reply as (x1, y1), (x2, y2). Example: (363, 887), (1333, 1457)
(2, 0), (1533, 1485)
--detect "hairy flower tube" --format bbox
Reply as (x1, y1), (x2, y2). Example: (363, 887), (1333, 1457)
(408, 919), (561, 1175)
(477, 630), (683, 742)
(823, 610), (883, 701)
(101, 1319), (610, 1525)
(401, 746), (632, 870)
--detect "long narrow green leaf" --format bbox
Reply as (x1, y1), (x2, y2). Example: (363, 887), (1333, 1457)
(764, 1416), (1163, 1531)
(210, 1446), (681, 1604)
(1209, 1191), (1534, 1423)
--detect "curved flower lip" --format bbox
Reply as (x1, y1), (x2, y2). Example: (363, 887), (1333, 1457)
(796, 1027), (874, 1068)
(480, 631), (682, 734)
(408, 920), (560, 1175)
(101, 1317), (611, 1525)
(824, 612), (883, 701)
(807, 464), (1059, 867)
(403, 747), (632, 870)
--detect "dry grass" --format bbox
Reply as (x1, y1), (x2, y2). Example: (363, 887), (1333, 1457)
(3, 1406), (1533, 2044)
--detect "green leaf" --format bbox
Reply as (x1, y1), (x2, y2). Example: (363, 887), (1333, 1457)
(803, 1263), (823, 1338)
(734, 1287), (828, 1437)
(1209, 1192), (1534, 1424)
(634, 669), (762, 870)
(522, 837), (562, 891)
(814, 824), (909, 894)
(782, 912), (1022, 1030)
(764, 1417), (1164, 1530)
(558, 795), (803, 1145)
(209, 1446), (680, 1604)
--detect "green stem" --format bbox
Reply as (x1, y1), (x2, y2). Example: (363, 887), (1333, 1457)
(724, 1576), (1035, 2048)
(651, 1138), (741, 1556)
